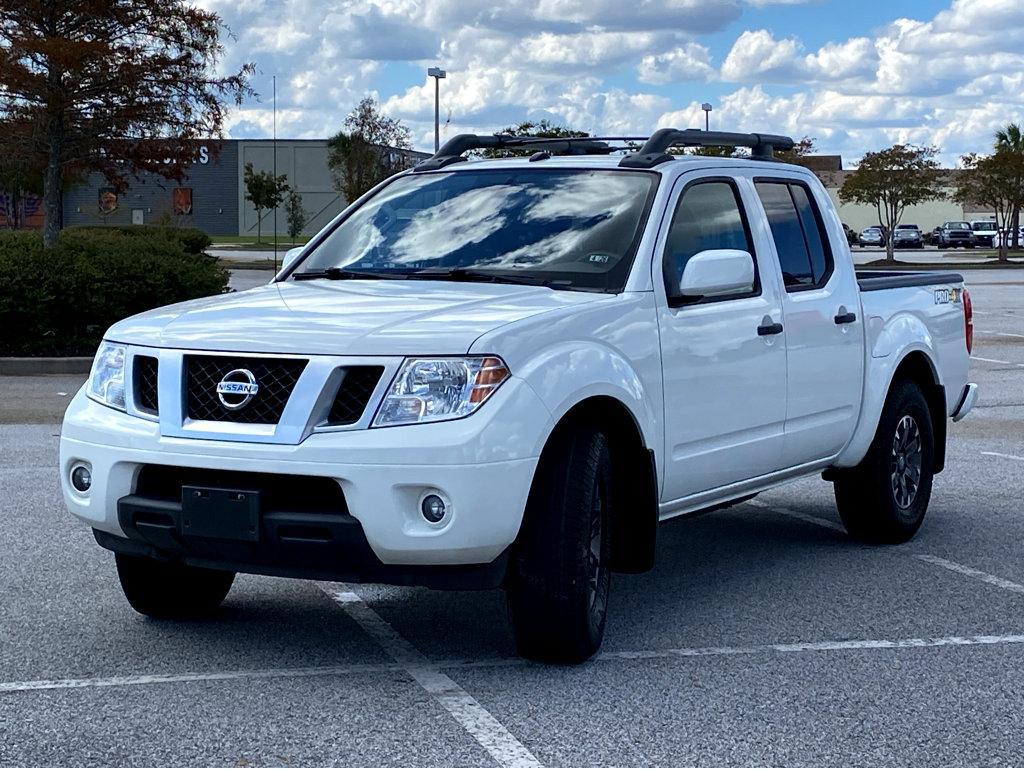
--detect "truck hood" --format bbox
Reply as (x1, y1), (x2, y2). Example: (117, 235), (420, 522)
(106, 279), (608, 356)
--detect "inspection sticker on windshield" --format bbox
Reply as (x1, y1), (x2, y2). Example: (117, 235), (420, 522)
(935, 288), (961, 304)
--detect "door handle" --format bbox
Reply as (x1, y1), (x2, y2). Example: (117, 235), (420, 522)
(834, 311), (857, 324)
(757, 319), (784, 336)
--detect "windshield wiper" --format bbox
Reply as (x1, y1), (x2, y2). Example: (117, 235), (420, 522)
(293, 267), (412, 281)
(408, 267), (575, 290)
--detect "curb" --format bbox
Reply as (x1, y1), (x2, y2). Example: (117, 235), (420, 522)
(0, 357), (92, 376)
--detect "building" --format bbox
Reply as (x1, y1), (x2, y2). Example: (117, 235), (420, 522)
(802, 157), (993, 231)
(59, 139), (428, 237)
(4, 144), (995, 238)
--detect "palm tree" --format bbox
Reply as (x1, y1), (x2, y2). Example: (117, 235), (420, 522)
(995, 123), (1024, 249)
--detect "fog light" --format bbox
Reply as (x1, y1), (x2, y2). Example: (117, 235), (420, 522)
(421, 493), (447, 523)
(70, 464), (92, 493)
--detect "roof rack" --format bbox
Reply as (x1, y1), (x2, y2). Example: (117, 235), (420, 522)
(412, 129), (796, 172)
(618, 128), (795, 168)
(414, 134), (647, 171)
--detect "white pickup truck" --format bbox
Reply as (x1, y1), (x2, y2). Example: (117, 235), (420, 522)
(61, 129), (977, 662)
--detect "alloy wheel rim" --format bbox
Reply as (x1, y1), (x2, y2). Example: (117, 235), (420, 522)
(890, 414), (922, 509)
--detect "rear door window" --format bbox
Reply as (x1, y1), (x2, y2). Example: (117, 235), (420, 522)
(755, 180), (833, 290)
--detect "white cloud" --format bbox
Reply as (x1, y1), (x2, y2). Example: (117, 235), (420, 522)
(638, 43), (716, 85)
(200, 0), (1024, 166)
(721, 29), (804, 82)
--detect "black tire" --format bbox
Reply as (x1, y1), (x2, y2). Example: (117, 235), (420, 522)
(507, 426), (612, 663)
(833, 380), (934, 544)
(116, 553), (235, 618)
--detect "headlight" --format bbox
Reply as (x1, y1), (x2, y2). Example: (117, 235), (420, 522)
(87, 342), (126, 411)
(372, 356), (510, 427)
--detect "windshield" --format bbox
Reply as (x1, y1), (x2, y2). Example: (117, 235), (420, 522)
(896, 224), (918, 230)
(947, 222), (971, 230)
(972, 221), (996, 231)
(294, 168), (659, 292)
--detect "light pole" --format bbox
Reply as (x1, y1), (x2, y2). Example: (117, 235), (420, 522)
(701, 102), (712, 131)
(428, 67), (447, 151)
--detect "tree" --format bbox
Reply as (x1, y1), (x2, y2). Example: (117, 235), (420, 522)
(327, 97), (412, 203)
(0, 153), (44, 230)
(685, 135), (814, 160)
(995, 123), (1024, 249)
(0, 0), (253, 248)
(839, 144), (944, 262)
(476, 119), (590, 158)
(243, 162), (289, 244)
(953, 152), (1024, 262)
(775, 136), (817, 165)
(285, 189), (308, 244)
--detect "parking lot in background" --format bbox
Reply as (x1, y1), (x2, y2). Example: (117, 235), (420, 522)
(1, 264), (1023, 766)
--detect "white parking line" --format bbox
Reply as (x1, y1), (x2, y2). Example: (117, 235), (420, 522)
(598, 633), (1024, 661)
(322, 586), (542, 769)
(0, 662), (403, 694)
(6, 632), (1024, 697)
(747, 498), (846, 532)
(916, 555), (1024, 596)
(971, 355), (1024, 368)
(981, 450), (1024, 462)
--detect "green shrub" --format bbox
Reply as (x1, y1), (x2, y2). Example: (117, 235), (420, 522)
(66, 224), (212, 254)
(0, 229), (228, 356)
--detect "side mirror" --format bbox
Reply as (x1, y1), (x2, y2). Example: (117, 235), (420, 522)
(678, 249), (755, 300)
(281, 246), (304, 272)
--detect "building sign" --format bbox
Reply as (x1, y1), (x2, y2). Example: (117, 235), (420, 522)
(98, 188), (118, 214)
(173, 187), (193, 215)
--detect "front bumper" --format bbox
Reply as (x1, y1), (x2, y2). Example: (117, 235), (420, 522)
(60, 378), (551, 579)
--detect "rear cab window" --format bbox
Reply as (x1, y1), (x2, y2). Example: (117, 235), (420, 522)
(754, 179), (834, 291)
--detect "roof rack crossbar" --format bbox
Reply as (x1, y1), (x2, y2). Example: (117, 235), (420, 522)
(414, 134), (649, 171)
(618, 128), (796, 169)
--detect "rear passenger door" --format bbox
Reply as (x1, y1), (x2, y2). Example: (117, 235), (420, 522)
(753, 177), (865, 467)
(655, 174), (788, 503)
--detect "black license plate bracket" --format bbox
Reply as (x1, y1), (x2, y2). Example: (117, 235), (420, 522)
(181, 486), (260, 541)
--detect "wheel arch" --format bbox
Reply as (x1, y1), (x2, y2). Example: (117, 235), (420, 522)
(522, 395), (658, 574)
(833, 346), (947, 473)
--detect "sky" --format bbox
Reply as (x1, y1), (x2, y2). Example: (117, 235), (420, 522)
(200, 0), (1024, 166)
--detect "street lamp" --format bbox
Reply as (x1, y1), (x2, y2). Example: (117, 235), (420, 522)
(428, 67), (447, 151)
(701, 102), (712, 131)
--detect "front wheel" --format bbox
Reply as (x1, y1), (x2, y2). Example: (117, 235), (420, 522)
(833, 380), (935, 543)
(507, 426), (612, 663)
(116, 554), (235, 618)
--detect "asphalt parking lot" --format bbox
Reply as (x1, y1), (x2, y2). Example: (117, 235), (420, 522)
(1, 267), (1023, 766)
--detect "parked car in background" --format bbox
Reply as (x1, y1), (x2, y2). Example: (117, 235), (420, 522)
(936, 221), (975, 249)
(970, 220), (999, 248)
(996, 225), (1024, 248)
(843, 223), (858, 246)
(893, 224), (924, 249)
(858, 226), (885, 247)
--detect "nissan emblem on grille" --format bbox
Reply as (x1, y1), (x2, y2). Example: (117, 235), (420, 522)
(215, 369), (259, 410)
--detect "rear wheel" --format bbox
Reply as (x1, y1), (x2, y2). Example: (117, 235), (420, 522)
(833, 380), (934, 543)
(116, 554), (235, 618)
(507, 426), (612, 663)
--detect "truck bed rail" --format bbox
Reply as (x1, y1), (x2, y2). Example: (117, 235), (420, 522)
(856, 271), (964, 292)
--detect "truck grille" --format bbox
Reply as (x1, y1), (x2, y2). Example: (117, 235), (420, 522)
(327, 366), (385, 425)
(185, 355), (307, 424)
(133, 355), (159, 415)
